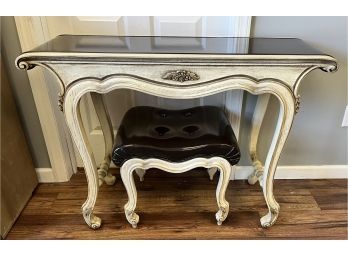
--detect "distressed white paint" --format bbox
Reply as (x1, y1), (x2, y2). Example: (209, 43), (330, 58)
(17, 34), (336, 230)
(58, 74), (296, 229)
(121, 157), (232, 228)
(16, 16), (250, 171)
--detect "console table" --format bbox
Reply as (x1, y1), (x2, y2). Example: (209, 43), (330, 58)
(16, 35), (337, 229)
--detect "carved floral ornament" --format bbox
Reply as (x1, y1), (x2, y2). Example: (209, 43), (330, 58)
(162, 70), (200, 82)
(295, 95), (301, 114)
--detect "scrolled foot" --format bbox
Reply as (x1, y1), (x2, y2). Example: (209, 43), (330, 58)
(104, 173), (116, 185)
(248, 158), (264, 185)
(90, 214), (102, 229)
(247, 173), (258, 185)
(125, 210), (139, 229)
(215, 206), (229, 226)
(98, 168), (116, 186)
(248, 173), (258, 185)
(83, 208), (102, 229)
(260, 209), (279, 228)
(247, 170), (263, 185)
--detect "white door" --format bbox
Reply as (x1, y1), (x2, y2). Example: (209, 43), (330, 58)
(16, 16), (251, 181)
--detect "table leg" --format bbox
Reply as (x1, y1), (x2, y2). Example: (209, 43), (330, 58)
(64, 97), (101, 229)
(248, 94), (270, 185)
(215, 161), (232, 225)
(259, 90), (295, 228)
(90, 93), (116, 186)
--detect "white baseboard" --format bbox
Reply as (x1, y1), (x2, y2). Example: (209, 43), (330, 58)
(110, 163), (347, 179)
(35, 168), (55, 183)
(53, 164), (347, 183)
(234, 165), (348, 180)
(88, 129), (347, 180)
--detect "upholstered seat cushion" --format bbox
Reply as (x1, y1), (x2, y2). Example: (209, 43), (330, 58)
(112, 106), (241, 166)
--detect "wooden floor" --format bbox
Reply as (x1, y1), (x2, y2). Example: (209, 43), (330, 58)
(7, 169), (348, 239)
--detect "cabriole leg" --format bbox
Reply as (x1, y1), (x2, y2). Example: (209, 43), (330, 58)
(248, 94), (270, 185)
(91, 93), (116, 186)
(121, 162), (139, 228)
(64, 97), (101, 229)
(215, 161), (232, 225)
(260, 90), (295, 228)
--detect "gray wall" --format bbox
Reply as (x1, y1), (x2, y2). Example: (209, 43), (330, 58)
(1, 17), (51, 168)
(238, 16), (347, 165)
(2, 16), (347, 168)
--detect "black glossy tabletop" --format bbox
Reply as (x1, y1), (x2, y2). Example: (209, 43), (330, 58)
(29, 35), (326, 56)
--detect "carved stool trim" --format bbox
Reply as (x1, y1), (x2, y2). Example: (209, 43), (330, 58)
(120, 157), (232, 228)
(113, 105), (240, 228)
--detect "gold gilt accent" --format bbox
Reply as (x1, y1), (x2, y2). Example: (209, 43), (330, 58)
(58, 93), (64, 112)
(162, 70), (199, 82)
(295, 95), (301, 114)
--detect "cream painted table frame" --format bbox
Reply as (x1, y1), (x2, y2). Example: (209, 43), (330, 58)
(16, 36), (337, 229)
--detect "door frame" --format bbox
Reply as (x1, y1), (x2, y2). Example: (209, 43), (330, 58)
(15, 16), (251, 182)
(15, 17), (76, 182)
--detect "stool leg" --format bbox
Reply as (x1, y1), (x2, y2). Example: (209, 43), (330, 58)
(121, 163), (139, 228)
(215, 161), (232, 225)
(135, 168), (146, 182)
(207, 167), (218, 181)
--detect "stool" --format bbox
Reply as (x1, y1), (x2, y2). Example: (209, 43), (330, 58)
(112, 106), (241, 228)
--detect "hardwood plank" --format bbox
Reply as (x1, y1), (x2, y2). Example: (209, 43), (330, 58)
(6, 171), (348, 240)
(20, 193), (57, 215)
(310, 188), (347, 210)
(7, 212), (264, 240)
(262, 210), (348, 239)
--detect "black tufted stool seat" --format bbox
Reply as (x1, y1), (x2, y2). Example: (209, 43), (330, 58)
(112, 106), (241, 228)
(112, 106), (240, 166)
